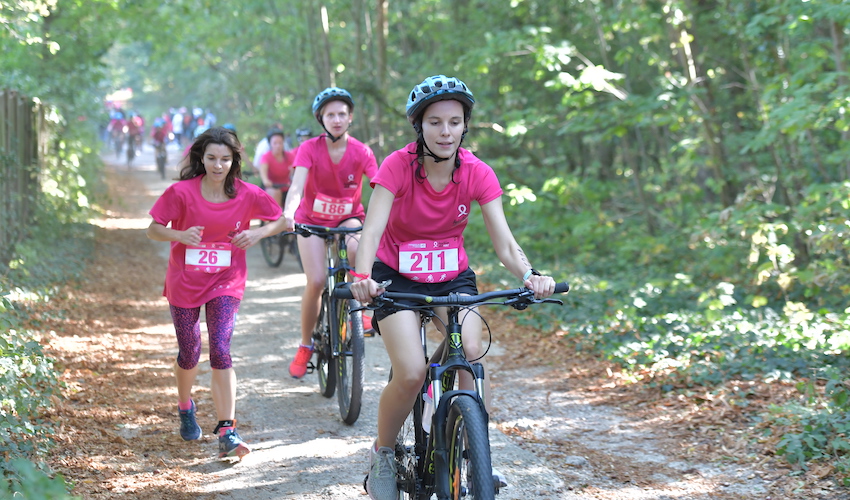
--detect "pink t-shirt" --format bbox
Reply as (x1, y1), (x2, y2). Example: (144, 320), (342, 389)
(149, 176), (282, 308)
(292, 135), (378, 226)
(260, 149), (296, 188)
(372, 143), (503, 273)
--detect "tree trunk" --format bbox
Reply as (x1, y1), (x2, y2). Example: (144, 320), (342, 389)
(374, 0), (388, 152)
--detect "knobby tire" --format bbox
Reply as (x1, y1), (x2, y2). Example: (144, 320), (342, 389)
(333, 297), (365, 424)
(446, 397), (494, 500)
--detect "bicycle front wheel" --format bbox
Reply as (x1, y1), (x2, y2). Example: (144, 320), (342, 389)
(260, 221), (284, 267)
(333, 298), (365, 424)
(446, 397), (494, 500)
(315, 291), (335, 398)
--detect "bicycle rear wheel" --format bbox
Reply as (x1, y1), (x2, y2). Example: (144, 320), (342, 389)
(156, 148), (167, 179)
(126, 138), (135, 168)
(446, 397), (494, 500)
(332, 298), (364, 424)
(260, 221), (284, 267)
(315, 291), (335, 398)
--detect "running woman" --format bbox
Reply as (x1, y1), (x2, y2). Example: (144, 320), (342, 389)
(146, 126), (287, 460)
(283, 87), (378, 379)
(347, 75), (557, 499)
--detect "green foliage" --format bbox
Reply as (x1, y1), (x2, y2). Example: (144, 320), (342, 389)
(0, 324), (61, 481)
(0, 458), (79, 500)
(770, 378), (850, 483)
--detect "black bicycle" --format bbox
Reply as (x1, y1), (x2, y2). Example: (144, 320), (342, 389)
(335, 281), (570, 499)
(260, 220), (301, 269)
(290, 223), (365, 424)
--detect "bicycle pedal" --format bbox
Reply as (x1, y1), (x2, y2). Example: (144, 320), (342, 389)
(306, 362), (316, 374)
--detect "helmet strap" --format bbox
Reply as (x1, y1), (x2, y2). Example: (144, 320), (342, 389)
(319, 118), (350, 143)
(422, 143), (452, 163)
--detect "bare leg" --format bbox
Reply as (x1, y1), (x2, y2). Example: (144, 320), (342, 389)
(175, 363), (198, 405)
(296, 234), (327, 346)
(376, 310), (426, 448)
(211, 367), (237, 421)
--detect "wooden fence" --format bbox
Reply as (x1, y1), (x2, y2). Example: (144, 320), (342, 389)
(0, 89), (48, 267)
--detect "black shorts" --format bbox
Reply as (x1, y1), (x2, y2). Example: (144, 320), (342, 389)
(369, 261), (479, 331)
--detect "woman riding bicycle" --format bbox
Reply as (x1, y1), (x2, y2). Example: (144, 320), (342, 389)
(283, 87), (378, 379)
(347, 75), (556, 500)
(258, 128), (295, 207)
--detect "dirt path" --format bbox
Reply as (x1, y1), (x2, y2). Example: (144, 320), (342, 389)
(43, 147), (797, 499)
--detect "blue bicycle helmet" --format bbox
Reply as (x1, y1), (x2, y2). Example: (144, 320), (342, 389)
(312, 87), (354, 120)
(406, 75), (475, 128)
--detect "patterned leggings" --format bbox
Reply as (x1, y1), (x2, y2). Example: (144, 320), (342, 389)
(170, 295), (241, 370)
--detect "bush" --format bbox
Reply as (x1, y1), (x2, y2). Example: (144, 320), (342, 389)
(0, 458), (79, 499)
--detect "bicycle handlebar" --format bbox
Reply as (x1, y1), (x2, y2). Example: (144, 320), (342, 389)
(283, 223), (363, 238)
(333, 281), (570, 310)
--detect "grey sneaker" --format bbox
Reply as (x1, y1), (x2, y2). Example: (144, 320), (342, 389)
(493, 467), (509, 489)
(178, 401), (201, 441)
(366, 442), (397, 500)
(218, 429), (250, 459)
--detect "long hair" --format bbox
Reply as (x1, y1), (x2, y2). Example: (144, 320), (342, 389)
(179, 126), (243, 198)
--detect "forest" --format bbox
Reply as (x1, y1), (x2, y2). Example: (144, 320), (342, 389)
(1, 0), (849, 496)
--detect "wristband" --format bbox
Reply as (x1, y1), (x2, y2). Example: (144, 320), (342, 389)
(522, 268), (541, 281)
(350, 270), (371, 280)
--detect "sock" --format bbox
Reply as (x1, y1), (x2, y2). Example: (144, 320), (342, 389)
(213, 419), (235, 435)
(178, 399), (193, 411)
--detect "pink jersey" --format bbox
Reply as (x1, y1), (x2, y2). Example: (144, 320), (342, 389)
(149, 176), (282, 308)
(260, 149), (296, 188)
(292, 135), (378, 226)
(372, 143), (503, 273)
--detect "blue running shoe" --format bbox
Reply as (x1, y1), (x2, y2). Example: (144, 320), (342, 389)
(178, 401), (202, 441)
(218, 429), (251, 459)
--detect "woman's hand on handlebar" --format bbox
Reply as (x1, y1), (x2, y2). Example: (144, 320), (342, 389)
(349, 278), (386, 304)
(525, 274), (557, 300)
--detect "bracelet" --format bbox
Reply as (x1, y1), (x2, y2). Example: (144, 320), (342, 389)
(522, 268), (541, 281)
(350, 270), (371, 280)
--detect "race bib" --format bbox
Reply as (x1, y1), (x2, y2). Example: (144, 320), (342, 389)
(185, 242), (232, 274)
(312, 192), (354, 220)
(399, 238), (460, 283)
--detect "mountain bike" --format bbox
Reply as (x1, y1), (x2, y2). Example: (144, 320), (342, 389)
(335, 281), (570, 499)
(290, 223), (365, 424)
